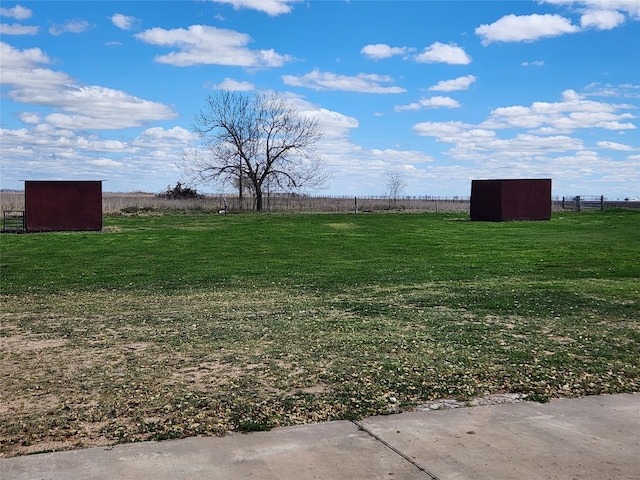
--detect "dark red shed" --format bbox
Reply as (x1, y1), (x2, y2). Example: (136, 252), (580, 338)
(25, 180), (103, 232)
(470, 179), (551, 221)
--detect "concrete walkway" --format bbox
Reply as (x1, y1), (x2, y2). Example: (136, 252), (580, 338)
(1, 393), (638, 480)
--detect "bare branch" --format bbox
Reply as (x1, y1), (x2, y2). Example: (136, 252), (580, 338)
(184, 91), (327, 211)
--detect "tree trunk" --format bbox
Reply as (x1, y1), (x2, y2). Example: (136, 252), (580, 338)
(255, 188), (263, 211)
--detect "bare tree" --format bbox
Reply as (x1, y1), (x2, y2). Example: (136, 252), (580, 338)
(184, 91), (328, 211)
(385, 173), (408, 207)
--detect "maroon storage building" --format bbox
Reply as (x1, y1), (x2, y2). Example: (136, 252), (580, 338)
(470, 179), (552, 222)
(25, 180), (103, 232)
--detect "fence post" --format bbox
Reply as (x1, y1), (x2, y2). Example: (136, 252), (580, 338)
(600, 195), (604, 211)
(354, 197), (358, 214)
(576, 196), (581, 212)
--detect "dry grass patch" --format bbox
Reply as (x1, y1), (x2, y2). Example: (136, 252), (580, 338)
(0, 289), (344, 456)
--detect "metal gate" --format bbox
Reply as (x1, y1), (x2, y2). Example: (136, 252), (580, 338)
(2, 210), (25, 233)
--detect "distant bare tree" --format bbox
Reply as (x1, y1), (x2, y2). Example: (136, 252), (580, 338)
(385, 173), (408, 207)
(183, 91), (328, 211)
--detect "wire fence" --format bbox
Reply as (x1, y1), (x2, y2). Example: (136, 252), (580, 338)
(98, 194), (473, 214)
(2, 191), (639, 217)
(102, 193), (640, 214)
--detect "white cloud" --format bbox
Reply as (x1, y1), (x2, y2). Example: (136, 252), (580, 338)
(395, 96), (461, 111)
(413, 121), (499, 145)
(306, 107), (359, 140)
(0, 23), (38, 35)
(0, 41), (48, 67)
(136, 126), (196, 143)
(135, 25), (292, 67)
(478, 4), (635, 45)
(49, 19), (91, 36)
(18, 112), (40, 124)
(561, 89), (582, 102)
(476, 14), (579, 45)
(394, 102), (421, 112)
(0, 5), (32, 20)
(37, 85), (177, 129)
(209, 0), (300, 16)
(597, 141), (635, 151)
(542, 1), (640, 20)
(370, 148), (433, 166)
(580, 8), (626, 29)
(1, 124), (109, 156)
(595, 120), (637, 130)
(497, 134), (584, 153)
(414, 119), (584, 157)
(522, 60), (545, 67)
(111, 13), (138, 30)
(132, 128), (191, 162)
(89, 139), (129, 152)
(362, 42), (470, 65)
(408, 88), (639, 196)
(481, 89), (637, 133)
(88, 158), (124, 168)
(2, 66), (72, 88)
(414, 42), (471, 65)
(429, 75), (477, 92)
(584, 82), (640, 99)
(213, 78), (255, 91)
(421, 96), (462, 108)
(0, 42), (72, 86)
(412, 121), (474, 138)
(360, 43), (411, 60)
(0, 123), (186, 191)
(282, 69), (406, 93)
(1, 42), (177, 130)
(44, 111), (152, 131)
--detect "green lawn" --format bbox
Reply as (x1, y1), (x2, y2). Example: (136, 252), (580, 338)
(1, 210), (638, 456)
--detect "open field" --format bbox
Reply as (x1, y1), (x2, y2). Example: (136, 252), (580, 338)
(1, 211), (639, 457)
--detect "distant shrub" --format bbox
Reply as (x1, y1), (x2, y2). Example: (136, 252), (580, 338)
(157, 182), (203, 200)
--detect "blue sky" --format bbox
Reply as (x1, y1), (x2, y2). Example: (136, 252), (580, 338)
(1, 0), (638, 198)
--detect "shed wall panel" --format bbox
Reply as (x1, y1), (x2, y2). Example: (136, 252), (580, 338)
(471, 179), (551, 221)
(25, 181), (102, 232)
(470, 180), (502, 221)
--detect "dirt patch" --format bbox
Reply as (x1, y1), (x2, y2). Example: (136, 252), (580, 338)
(0, 335), (68, 352)
(548, 335), (575, 344)
(300, 384), (331, 394)
(164, 361), (246, 390)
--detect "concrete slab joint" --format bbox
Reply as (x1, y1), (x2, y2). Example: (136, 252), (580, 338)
(352, 419), (441, 480)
